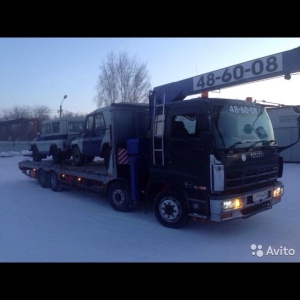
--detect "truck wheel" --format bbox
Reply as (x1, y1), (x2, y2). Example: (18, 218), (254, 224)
(154, 190), (190, 229)
(37, 168), (51, 188)
(50, 171), (63, 192)
(108, 180), (133, 212)
(72, 146), (83, 166)
(32, 146), (42, 162)
(52, 147), (62, 164)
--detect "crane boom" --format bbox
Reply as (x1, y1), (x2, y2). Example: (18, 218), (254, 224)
(150, 46), (300, 105)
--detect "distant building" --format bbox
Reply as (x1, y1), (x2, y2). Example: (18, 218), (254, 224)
(267, 105), (300, 163)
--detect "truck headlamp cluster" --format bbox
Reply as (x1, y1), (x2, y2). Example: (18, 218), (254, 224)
(273, 186), (284, 200)
(222, 198), (243, 210)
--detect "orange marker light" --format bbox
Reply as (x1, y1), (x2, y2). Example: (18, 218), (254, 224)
(202, 91), (208, 98)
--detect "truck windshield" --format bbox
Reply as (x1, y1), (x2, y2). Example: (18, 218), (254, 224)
(212, 104), (275, 150)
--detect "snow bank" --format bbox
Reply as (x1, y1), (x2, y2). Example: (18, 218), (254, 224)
(0, 150), (32, 157)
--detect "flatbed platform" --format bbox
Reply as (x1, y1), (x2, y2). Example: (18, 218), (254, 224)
(18, 157), (111, 183)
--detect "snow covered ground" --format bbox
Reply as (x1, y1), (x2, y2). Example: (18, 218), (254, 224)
(1, 151), (300, 262)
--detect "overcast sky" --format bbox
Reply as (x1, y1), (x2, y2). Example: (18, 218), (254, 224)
(1, 37), (300, 117)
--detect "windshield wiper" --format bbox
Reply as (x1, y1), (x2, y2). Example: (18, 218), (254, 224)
(247, 139), (276, 150)
(227, 140), (252, 151)
(265, 139), (276, 145)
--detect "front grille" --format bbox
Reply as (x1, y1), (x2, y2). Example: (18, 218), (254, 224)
(226, 166), (278, 189)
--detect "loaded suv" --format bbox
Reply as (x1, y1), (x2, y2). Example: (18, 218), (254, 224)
(71, 106), (111, 167)
(30, 117), (85, 164)
(71, 103), (149, 167)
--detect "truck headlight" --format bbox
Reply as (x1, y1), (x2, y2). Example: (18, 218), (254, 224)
(273, 186), (283, 199)
(222, 198), (243, 210)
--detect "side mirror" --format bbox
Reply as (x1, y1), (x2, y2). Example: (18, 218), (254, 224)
(256, 126), (268, 139)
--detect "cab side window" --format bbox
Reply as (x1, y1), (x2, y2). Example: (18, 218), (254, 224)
(46, 124), (52, 134)
(171, 114), (196, 138)
(52, 122), (60, 133)
(172, 120), (188, 137)
(86, 115), (94, 130)
(68, 121), (84, 133)
(95, 113), (105, 134)
(41, 124), (47, 135)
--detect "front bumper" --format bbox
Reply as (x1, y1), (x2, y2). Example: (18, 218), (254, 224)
(210, 181), (283, 222)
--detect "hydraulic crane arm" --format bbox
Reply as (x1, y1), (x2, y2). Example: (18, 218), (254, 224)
(150, 46), (300, 105)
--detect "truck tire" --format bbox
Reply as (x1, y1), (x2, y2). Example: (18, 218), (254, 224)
(72, 146), (83, 166)
(50, 170), (63, 192)
(32, 146), (42, 162)
(37, 168), (51, 188)
(108, 180), (134, 212)
(154, 190), (190, 229)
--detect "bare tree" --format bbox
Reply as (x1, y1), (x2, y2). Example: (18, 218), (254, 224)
(0, 106), (32, 141)
(32, 105), (51, 123)
(62, 111), (86, 118)
(2, 105), (31, 120)
(0, 105), (85, 141)
(0, 105), (52, 141)
(93, 51), (151, 107)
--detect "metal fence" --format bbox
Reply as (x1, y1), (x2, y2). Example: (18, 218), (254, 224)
(0, 141), (31, 152)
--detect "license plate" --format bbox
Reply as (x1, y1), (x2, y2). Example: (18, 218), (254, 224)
(253, 190), (268, 201)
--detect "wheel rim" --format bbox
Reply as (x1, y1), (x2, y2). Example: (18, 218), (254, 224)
(159, 197), (182, 222)
(112, 189), (125, 206)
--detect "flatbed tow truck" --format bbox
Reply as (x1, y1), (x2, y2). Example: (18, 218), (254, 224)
(18, 46), (300, 228)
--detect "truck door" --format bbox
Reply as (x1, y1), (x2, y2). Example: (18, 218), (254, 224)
(165, 110), (210, 186)
(82, 112), (106, 156)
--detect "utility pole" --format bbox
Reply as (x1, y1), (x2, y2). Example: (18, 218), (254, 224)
(60, 95), (67, 118)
